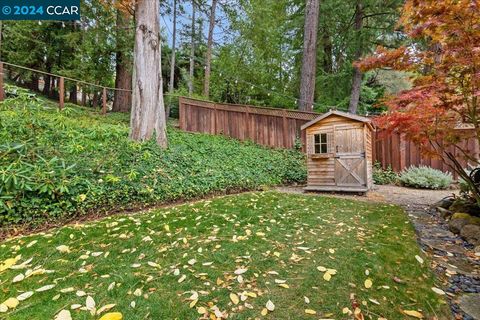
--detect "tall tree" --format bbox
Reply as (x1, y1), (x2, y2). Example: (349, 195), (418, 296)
(129, 0), (168, 148)
(188, 0), (196, 96)
(167, 0), (178, 117)
(348, 0), (363, 114)
(203, 0), (218, 98)
(113, 9), (133, 112)
(298, 0), (320, 111)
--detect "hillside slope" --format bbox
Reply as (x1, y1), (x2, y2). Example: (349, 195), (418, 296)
(0, 88), (306, 227)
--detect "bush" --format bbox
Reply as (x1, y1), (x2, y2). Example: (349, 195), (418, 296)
(373, 162), (398, 185)
(0, 88), (307, 226)
(399, 166), (452, 190)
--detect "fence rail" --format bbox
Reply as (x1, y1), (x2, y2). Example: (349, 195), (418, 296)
(179, 97), (478, 178)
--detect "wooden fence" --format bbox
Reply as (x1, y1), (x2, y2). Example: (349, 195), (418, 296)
(179, 97), (319, 150)
(373, 130), (478, 180)
(179, 97), (478, 178)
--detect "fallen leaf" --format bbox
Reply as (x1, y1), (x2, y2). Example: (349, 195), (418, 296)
(234, 268), (248, 275)
(56, 245), (71, 253)
(3, 297), (19, 309)
(230, 293), (239, 305)
(96, 304), (116, 315)
(99, 312), (123, 320)
(364, 279), (372, 289)
(36, 284), (55, 292)
(305, 309), (317, 315)
(403, 310), (424, 319)
(431, 287), (445, 295)
(266, 300), (275, 311)
(12, 274), (25, 283)
(17, 291), (33, 301)
(54, 310), (72, 320)
(415, 255), (424, 265)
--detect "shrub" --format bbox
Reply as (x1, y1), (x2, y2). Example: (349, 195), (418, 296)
(373, 162), (398, 185)
(0, 88), (307, 226)
(399, 166), (452, 190)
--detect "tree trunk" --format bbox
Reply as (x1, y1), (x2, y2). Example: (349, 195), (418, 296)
(129, 0), (168, 148)
(348, 1), (364, 114)
(113, 10), (133, 113)
(69, 84), (78, 104)
(203, 0), (218, 99)
(82, 90), (87, 106)
(43, 74), (51, 96)
(167, 0), (178, 119)
(92, 91), (99, 109)
(322, 30), (332, 73)
(298, 0), (320, 111)
(188, 0), (196, 96)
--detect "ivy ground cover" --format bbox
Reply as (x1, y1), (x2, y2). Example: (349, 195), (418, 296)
(0, 90), (305, 227)
(0, 192), (449, 319)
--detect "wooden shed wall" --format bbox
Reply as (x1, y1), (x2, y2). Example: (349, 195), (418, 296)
(305, 116), (373, 190)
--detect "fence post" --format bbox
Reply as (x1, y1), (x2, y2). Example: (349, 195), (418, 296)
(59, 77), (64, 110)
(282, 109), (289, 148)
(102, 87), (107, 115)
(0, 62), (4, 102)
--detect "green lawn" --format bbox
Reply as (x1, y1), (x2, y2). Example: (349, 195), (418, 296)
(0, 192), (449, 319)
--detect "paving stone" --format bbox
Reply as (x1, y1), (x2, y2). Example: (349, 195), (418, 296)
(459, 294), (480, 319)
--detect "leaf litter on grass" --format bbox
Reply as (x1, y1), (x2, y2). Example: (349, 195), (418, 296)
(0, 191), (449, 319)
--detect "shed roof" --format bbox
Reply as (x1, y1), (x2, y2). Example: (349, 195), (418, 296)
(301, 110), (373, 131)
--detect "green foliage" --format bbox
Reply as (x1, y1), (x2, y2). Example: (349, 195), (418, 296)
(399, 166), (452, 190)
(372, 162), (398, 185)
(0, 90), (306, 226)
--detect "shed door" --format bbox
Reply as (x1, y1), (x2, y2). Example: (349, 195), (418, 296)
(334, 126), (367, 187)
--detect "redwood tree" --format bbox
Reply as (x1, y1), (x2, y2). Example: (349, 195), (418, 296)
(358, 0), (480, 202)
(129, 0), (168, 148)
(298, 0), (320, 111)
(113, 9), (133, 113)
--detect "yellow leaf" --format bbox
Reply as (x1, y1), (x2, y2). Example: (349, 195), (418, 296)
(230, 293), (239, 305)
(364, 279), (372, 289)
(3, 298), (19, 309)
(305, 309), (317, 315)
(0, 256), (20, 273)
(99, 312), (123, 320)
(164, 225), (170, 232)
(323, 272), (331, 281)
(278, 283), (289, 288)
(189, 299), (198, 308)
(197, 306), (207, 314)
(317, 266), (327, 272)
(56, 245), (71, 253)
(261, 308), (268, 316)
(403, 310), (424, 318)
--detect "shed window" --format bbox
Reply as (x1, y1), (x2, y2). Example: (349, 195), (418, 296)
(314, 133), (328, 154)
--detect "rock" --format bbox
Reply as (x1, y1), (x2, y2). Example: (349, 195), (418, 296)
(449, 200), (480, 216)
(449, 213), (480, 234)
(450, 218), (471, 234)
(434, 197), (455, 209)
(459, 294), (480, 319)
(437, 207), (453, 219)
(451, 213), (480, 225)
(460, 224), (480, 246)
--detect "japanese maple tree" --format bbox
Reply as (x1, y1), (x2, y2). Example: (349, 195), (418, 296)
(358, 0), (480, 202)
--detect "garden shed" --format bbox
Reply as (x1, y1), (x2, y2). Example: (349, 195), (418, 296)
(301, 110), (374, 192)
